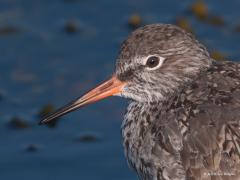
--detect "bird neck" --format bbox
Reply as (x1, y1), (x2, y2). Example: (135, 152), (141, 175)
(121, 99), (177, 171)
(121, 64), (208, 143)
(122, 98), (174, 142)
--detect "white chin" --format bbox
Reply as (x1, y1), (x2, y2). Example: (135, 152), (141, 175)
(114, 91), (146, 102)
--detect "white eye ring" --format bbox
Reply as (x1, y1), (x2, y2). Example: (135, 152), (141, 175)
(143, 55), (165, 71)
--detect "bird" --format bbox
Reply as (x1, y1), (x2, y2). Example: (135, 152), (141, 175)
(40, 24), (240, 180)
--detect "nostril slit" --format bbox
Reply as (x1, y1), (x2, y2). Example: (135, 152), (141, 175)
(99, 81), (114, 91)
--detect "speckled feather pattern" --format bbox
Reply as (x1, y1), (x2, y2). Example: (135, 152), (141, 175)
(122, 61), (240, 180)
(117, 24), (240, 180)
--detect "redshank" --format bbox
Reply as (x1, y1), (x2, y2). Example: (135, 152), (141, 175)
(40, 24), (240, 180)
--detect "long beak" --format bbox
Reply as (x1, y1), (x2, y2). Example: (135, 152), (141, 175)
(39, 75), (126, 125)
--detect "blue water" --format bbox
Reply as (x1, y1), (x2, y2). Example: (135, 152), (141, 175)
(0, 0), (240, 179)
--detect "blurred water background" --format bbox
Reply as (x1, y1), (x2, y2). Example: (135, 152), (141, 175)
(0, 0), (240, 179)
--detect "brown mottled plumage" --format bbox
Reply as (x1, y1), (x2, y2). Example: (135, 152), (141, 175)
(40, 24), (240, 180)
(121, 61), (240, 180)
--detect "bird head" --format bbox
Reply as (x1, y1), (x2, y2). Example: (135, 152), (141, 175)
(115, 24), (212, 102)
(40, 24), (212, 124)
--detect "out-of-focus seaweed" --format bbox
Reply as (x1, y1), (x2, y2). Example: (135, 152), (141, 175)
(207, 15), (225, 26)
(175, 17), (194, 33)
(234, 24), (240, 32)
(8, 117), (30, 129)
(0, 26), (21, 36)
(74, 134), (101, 143)
(64, 20), (80, 34)
(38, 103), (58, 128)
(128, 14), (143, 29)
(190, 0), (208, 20)
(210, 51), (227, 61)
(189, 1), (225, 27)
(24, 144), (39, 153)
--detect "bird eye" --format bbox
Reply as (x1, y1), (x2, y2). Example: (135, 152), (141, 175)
(145, 56), (165, 70)
(146, 56), (159, 68)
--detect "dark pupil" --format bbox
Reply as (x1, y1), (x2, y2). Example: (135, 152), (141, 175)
(146, 56), (159, 68)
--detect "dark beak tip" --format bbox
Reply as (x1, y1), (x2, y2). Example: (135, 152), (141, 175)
(38, 119), (47, 125)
